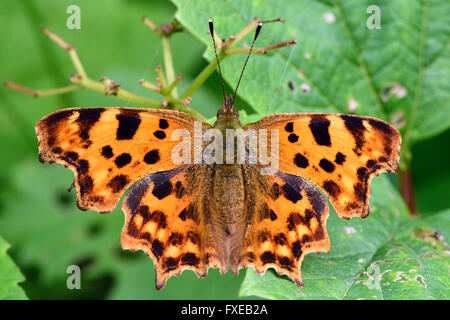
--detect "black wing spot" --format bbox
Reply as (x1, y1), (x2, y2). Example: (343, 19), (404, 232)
(77, 108), (104, 141)
(178, 204), (196, 224)
(271, 183), (282, 200)
(366, 159), (376, 168)
(151, 210), (167, 229)
(107, 174), (129, 193)
(52, 147), (63, 154)
(168, 232), (184, 245)
(144, 149), (160, 164)
(159, 119), (169, 129)
(101, 145), (114, 159)
(357, 167), (368, 181)
(319, 158), (335, 173)
(269, 209), (278, 221)
(153, 130), (166, 140)
(151, 239), (164, 258)
(309, 117), (331, 146)
(152, 179), (172, 199)
(335, 152), (346, 165)
(77, 159), (89, 175)
(137, 205), (151, 222)
(278, 256), (294, 269)
(323, 180), (341, 199)
(294, 153), (309, 168)
(354, 182), (367, 202)
(260, 251), (276, 264)
(163, 257), (178, 271)
(79, 175), (94, 197)
(274, 233), (287, 245)
(43, 110), (74, 127)
(288, 133), (299, 143)
(64, 151), (79, 163)
(178, 208), (187, 221)
(181, 253), (199, 266)
(116, 111), (141, 140)
(341, 115), (365, 154)
(284, 122), (294, 132)
(287, 212), (301, 231)
(292, 241), (302, 259)
(115, 153), (132, 168)
(282, 183), (302, 203)
(368, 118), (395, 135)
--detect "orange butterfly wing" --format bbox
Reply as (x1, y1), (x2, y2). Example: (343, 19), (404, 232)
(36, 107), (200, 213)
(245, 113), (401, 219)
(235, 166), (330, 286)
(121, 166), (226, 290)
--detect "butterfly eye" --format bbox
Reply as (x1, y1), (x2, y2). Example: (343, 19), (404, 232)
(233, 109), (239, 118)
(216, 109), (224, 118)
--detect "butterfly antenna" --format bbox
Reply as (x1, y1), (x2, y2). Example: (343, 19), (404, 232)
(209, 19), (227, 103)
(232, 22), (262, 105)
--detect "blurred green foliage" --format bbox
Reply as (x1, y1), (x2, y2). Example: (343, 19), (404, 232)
(0, 0), (448, 299)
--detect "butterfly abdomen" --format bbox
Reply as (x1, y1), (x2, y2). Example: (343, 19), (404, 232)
(212, 164), (245, 226)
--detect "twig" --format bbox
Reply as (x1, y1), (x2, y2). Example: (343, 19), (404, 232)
(3, 81), (79, 97)
(6, 17), (295, 124)
(162, 36), (178, 97)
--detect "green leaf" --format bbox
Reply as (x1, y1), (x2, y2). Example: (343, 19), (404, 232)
(173, 0), (450, 152)
(238, 180), (450, 300)
(0, 235), (28, 299)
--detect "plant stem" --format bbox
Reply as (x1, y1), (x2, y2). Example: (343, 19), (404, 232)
(399, 168), (418, 217)
(3, 81), (79, 97)
(231, 19), (259, 46)
(179, 105), (206, 121)
(162, 36), (178, 97)
(79, 77), (161, 107)
(6, 20), (294, 123)
(181, 21), (296, 100)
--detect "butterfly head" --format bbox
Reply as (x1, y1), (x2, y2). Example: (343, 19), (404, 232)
(217, 94), (238, 117)
(215, 94), (241, 129)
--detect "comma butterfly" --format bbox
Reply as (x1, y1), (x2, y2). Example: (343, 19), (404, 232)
(35, 20), (401, 289)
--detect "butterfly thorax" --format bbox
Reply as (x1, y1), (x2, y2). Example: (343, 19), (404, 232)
(213, 95), (242, 131)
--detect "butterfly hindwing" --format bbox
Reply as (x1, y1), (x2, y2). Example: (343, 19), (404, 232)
(121, 166), (227, 290)
(36, 107), (200, 213)
(235, 165), (330, 286)
(245, 113), (401, 219)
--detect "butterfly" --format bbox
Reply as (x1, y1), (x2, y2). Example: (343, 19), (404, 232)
(35, 20), (401, 290)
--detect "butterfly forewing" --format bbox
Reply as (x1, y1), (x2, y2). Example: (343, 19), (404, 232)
(35, 107), (198, 213)
(245, 113), (401, 219)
